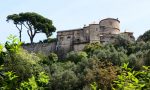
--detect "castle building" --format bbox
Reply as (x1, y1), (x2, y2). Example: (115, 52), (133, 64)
(23, 18), (134, 58)
(57, 18), (133, 55)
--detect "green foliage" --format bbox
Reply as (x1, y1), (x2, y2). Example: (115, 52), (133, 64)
(85, 44), (129, 66)
(50, 61), (79, 90)
(66, 51), (88, 63)
(141, 66), (150, 89)
(2, 35), (46, 89)
(112, 63), (150, 90)
(20, 76), (38, 90)
(0, 45), (5, 65)
(111, 34), (135, 55)
(0, 44), (3, 53)
(0, 36), (51, 89)
(84, 58), (119, 90)
(137, 30), (150, 42)
(143, 50), (150, 66)
(0, 65), (4, 87)
(90, 82), (98, 90)
(127, 41), (150, 69)
(131, 41), (150, 54)
(113, 34), (135, 49)
(0, 64), (50, 90)
(128, 54), (137, 67)
(40, 38), (57, 43)
(3, 44), (45, 81)
(4, 71), (18, 81)
(5, 35), (22, 53)
(38, 52), (58, 65)
(48, 53), (58, 63)
(83, 42), (102, 56)
(0, 69), (18, 90)
(1, 28), (150, 90)
(37, 72), (50, 85)
(20, 72), (50, 90)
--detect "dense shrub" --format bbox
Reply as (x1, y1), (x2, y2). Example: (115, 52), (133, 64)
(50, 61), (79, 90)
(66, 51), (88, 63)
(137, 30), (150, 42)
(113, 63), (150, 90)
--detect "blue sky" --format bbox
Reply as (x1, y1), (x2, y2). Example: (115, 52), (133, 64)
(0, 0), (150, 43)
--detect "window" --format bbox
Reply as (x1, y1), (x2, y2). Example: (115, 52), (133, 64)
(77, 38), (80, 42)
(67, 36), (71, 39)
(100, 26), (105, 30)
(111, 36), (114, 38)
(60, 37), (64, 41)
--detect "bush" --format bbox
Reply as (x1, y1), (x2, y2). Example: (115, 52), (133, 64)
(112, 63), (150, 90)
(137, 30), (150, 42)
(66, 51), (88, 63)
(84, 58), (119, 90)
(50, 61), (79, 90)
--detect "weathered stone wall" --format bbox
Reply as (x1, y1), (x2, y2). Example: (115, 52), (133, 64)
(56, 18), (121, 55)
(73, 30), (86, 43)
(22, 42), (56, 55)
(100, 34), (116, 43)
(99, 18), (120, 34)
(89, 24), (100, 43)
(57, 28), (87, 57)
(83, 26), (90, 41)
(73, 43), (87, 51)
(57, 31), (73, 46)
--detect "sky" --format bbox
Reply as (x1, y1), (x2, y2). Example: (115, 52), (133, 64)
(0, 0), (150, 43)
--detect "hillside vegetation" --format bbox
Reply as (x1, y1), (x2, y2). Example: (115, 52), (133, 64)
(0, 30), (150, 90)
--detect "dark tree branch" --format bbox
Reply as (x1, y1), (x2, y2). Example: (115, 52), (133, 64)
(23, 23), (29, 29)
(15, 24), (23, 41)
(20, 24), (22, 33)
(27, 30), (31, 38)
(15, 24), (21, 31)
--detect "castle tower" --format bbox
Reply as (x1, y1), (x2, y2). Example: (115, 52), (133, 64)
(99, 18), (120, 34)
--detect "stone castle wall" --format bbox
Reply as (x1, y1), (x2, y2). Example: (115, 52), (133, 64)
(22, 42), (57, 55)
(57, 18), (121, 53)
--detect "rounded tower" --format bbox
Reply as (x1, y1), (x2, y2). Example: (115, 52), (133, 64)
(99, 18), (120, 34)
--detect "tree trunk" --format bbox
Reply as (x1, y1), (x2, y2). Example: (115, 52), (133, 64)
(27, 24), (36, 44)
(19, 30), (22, 42)
(27, 29), (35, 44)
(16, 24), (22, 42)
(30, 36), (34, 44)
(29, 33), (36, 44)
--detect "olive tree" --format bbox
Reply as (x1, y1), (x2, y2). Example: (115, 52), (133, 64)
(137, 30), (150, 42)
